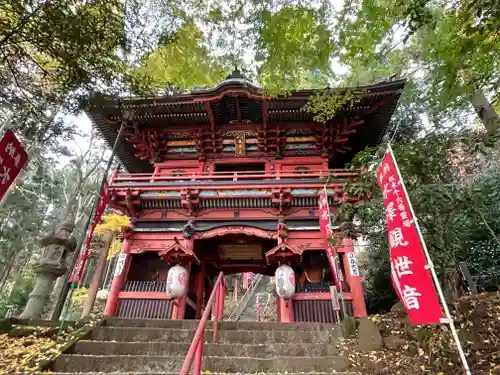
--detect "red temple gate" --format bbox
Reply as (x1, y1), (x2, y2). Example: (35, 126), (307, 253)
(86, 72), (405, 322)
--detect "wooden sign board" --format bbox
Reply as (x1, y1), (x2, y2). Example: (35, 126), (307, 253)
(218, 244), (263, 260)
(329, 286), (340, 311)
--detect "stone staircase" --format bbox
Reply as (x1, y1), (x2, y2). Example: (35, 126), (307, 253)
(238, 291), (270, 321)
(49, 318), (357, 374)
(239, 278), (271, 321)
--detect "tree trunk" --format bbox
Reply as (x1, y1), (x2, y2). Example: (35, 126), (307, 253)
(81, 232), (113, 318)
(43, 275), (67, 320)
(50, 212), (90, 320)
(0, 249), (16, 292)
(101, 257), (114, 290)
(471, 90), (500, 134)
(82, 256), (98, 287)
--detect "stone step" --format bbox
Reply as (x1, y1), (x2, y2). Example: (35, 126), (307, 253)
(73, 340), (340, 357)
(104, 318), (338, 331)
(91, 326), (342, 344)
(49, 373), (359, 375)
(52, 354), (350, 373)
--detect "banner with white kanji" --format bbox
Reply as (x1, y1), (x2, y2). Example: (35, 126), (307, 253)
(377, 151), (443, 325)
(0, 129), (29, 201)
(242, 272), (253, 289)
(318, 191), (345, 290)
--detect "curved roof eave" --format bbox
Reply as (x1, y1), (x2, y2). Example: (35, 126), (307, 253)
(85, 78), (406, 173)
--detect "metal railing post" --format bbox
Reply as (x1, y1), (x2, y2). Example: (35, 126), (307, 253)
(180, 272), (223, 375)
(228, 274), (263, 321)
(212, 282), (220, 343)
(218, 280), (225, 320)
(193, 330), (204, 375)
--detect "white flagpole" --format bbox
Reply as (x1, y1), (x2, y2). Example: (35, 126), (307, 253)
(387, 144), (471, 374)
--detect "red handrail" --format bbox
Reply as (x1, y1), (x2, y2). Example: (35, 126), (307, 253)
(180, 272), (225, 375)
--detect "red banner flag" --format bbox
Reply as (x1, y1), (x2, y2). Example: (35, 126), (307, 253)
(318, 191), (345, 289)
(69, 181), (109, 283)
(242, 272), (253, 289)
(377, 152), (443, 325)
(0, 130), (29, 201)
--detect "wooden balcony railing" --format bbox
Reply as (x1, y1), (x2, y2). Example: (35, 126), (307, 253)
(110, 169), (359, 185)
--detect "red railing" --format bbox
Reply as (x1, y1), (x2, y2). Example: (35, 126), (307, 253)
(110, 169), (359, 185)
(180, 272), (226, 375)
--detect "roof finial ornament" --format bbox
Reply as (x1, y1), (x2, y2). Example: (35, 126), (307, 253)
(226, 67), (244, 80)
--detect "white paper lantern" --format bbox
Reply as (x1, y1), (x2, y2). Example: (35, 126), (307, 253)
(166, 265), (188, 298)
(275, 264), (295, 299)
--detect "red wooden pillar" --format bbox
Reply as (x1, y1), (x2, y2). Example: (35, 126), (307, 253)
(277, 297), (293, 322)
(173, 262), (192, 320)
(104, 239), (132, 317)
(195, 263), (206, 319)
(340, 238), (367, 318)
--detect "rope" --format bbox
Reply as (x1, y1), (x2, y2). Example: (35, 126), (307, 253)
(388, 118), (403, 147)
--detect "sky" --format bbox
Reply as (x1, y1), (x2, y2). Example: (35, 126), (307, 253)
(54, 0), (368, 254)
(56, 112), (94, 167)
(66, 0), (349, 167)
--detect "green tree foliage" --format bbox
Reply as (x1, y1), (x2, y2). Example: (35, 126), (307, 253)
(0, 270), (34, 317)
(0, 154), (63, 315)
(129, 0), (336, 96)
(1, 0), (128, 146)
(342, 131), (500, 312)
(128, 23), (227, 95)
(0, 125), (107, 317)
(334, 0), (500, 122)
(254, 5), (334, 95)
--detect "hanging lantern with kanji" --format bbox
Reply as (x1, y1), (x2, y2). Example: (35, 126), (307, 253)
(166, 265), (188, 298)
(275, 264), (295, 299)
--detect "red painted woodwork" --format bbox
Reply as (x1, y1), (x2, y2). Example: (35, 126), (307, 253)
(194, 226), (277, 240)
(90, 78), (407, 324)
(137, 208), (317, 220)
(116, 299), (173, 320)
(104, 242), (131, 317)
(338, 238), (367, 318)
(102, 107), (371, 323)
(292, 292), (355, 323)
(111, 168), (357, 184)
(277, 297), (293, 322)
(117, 292), (196, 310)
(265, 242), (302, 264)
(159, 238), (199, 264)
(292, 292), (353, 301)
(118, 292), (173, 300)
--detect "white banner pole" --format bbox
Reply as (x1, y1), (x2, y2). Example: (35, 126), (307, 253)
(323, 184), (347, 318)
(387, 144), (471, 374)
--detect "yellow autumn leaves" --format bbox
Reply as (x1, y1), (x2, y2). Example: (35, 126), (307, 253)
(0, 329), (66, 374)
(94, 214), (129, 236)
(94, 214), (130, 260)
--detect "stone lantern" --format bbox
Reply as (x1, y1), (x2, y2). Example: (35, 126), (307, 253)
(20, 221), (76, 319)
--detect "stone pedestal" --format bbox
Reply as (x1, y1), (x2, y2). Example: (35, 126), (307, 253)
(20, 221), (76, 319)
